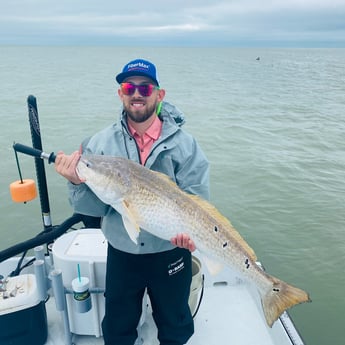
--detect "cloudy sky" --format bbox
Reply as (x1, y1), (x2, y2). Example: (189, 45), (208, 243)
(1, 0), (344, 47)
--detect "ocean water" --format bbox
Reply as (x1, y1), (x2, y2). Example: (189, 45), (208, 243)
(1, 46), (345, 345)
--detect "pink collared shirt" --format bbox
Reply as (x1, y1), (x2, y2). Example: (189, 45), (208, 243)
(128, 115), (163, 165)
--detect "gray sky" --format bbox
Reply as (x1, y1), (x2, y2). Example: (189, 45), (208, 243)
(1, 0), (345, 47)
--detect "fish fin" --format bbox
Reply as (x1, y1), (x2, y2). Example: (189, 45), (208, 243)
(122, 215), (140, 245)
(202, 255), (224, 275)
(113, 200), (141, 245)
(188, 194), (257, 262)
(261, 276), (311, 327)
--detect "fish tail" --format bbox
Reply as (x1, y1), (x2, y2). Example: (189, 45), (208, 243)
(261, 276), (311, 327)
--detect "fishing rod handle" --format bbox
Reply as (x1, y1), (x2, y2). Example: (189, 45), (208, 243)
(13, 142), (56, 164)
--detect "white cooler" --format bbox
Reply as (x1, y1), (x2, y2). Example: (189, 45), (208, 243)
(52, 228), (107, 337)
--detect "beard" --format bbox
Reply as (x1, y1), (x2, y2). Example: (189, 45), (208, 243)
(124, 101), (157, 123)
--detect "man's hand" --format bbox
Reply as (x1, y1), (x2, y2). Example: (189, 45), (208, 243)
(55, 150), (83, 185)
(171, 233), (196, 252)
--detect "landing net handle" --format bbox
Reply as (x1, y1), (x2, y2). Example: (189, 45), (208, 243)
(27, 95), (52, 229)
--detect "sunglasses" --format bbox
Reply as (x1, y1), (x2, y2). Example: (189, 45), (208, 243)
(120, 82), (159, 97)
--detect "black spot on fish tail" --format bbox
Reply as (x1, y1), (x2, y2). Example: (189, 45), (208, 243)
(245, 258), (250, 269)
(262, 278), (310, 327)
(214, 226), (218, 232)
(222, 241), (228, 248)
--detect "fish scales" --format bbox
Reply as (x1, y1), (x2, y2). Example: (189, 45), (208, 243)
(76, 155), (310, 327)
(113, 157), (252, 251)
(86, 155), (254, 259)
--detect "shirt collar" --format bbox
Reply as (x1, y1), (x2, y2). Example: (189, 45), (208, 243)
(128, 115), (162, 140)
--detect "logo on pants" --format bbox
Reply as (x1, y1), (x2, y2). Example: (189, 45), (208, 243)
(168, 256), (185, 276)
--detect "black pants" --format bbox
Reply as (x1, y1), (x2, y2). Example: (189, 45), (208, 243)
(102, 245), (194, 345)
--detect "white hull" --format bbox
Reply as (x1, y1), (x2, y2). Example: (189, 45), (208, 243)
(0, 229), (305, 345)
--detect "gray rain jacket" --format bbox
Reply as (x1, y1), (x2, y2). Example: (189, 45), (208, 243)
(68, 101), (209, 254)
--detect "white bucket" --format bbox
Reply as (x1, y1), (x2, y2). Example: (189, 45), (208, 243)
(188, 256), (203, 317)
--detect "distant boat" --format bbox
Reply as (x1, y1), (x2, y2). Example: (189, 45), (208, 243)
(256, 57), (260, 61)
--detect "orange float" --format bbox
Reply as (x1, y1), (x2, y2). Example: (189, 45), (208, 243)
(10, 179), (37, 203)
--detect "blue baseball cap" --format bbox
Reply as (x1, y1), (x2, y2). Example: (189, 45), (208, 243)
(116, 59), (160, 86)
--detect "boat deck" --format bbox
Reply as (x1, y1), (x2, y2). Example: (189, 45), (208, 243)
(0, 229), (305, 345)
(44, 271), (299, 345)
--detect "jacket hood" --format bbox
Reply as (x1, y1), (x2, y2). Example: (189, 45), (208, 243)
(159, 101), (185, 127)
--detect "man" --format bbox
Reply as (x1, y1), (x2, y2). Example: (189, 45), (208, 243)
(55, 58), (209, 345)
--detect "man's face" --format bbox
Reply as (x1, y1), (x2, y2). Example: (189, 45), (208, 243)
(118, 76), (165, 123)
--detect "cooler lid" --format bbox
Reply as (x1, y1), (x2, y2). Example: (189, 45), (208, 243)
(52, 228), (107, 260)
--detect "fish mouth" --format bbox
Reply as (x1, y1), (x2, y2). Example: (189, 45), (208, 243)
(76, 156), (91, 180)
(79, 156), (89, 164)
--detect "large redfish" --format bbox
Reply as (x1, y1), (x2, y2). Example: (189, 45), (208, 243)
(76, 155), (310, 327)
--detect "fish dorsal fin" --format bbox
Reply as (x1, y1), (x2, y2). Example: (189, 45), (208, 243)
(188, 194), (257, 262)
(151, 169), (177, 185)
(111, 199), (141, 245)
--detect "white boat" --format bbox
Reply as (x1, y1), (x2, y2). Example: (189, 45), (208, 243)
(0, 96), (307, 345)
(0, 227), (305, 345)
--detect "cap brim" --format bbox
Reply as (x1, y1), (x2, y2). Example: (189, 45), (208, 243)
(116, 71), (159, 86)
